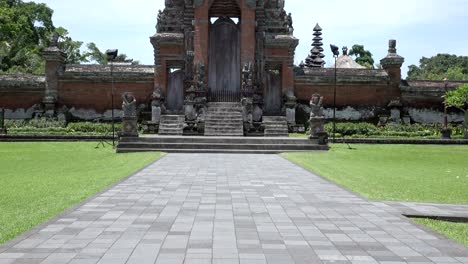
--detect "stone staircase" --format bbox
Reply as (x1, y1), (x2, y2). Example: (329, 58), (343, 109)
(158, 115), (184, 135)
(117, 136), (328, 154)
(205, 102), (244, 136)
(263, 116), (289, 137)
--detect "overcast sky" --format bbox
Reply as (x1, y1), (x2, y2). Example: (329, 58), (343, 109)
(31, 0), (468, 77)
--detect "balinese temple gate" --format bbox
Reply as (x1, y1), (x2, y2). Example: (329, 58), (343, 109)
(151, 0), (298, 136)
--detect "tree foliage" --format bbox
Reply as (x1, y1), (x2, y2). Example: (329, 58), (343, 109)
(84, 43), (140, 65)
(0, 0), (139, 73)
(445, 84), (468, 138)
(445, 84), (468, 112)
(55, 27), (88, 64)
(349, 44), (375, 69)
(407, 54), (468, 80)
(0, 0), (54, 73)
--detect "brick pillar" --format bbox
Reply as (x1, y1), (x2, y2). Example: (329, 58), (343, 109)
(194, 2), (209, 71)
(282, 61), (294, 94)
(43, 36), (66, 114)
(380, 39), (404, 99)
(240, 1), (256, 67)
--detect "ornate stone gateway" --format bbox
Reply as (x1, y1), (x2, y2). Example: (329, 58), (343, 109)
(151, 0), (299, 136)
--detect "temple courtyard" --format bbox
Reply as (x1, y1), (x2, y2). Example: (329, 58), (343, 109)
(0, 145), (467, 264)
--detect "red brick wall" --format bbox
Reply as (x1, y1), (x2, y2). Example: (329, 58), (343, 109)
(294, 81), (396, 107)
(57, 81), (154, 112)
(0, 91), (43, 109)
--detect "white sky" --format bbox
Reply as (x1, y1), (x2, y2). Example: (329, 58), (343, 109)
(31, 0), (468, 77)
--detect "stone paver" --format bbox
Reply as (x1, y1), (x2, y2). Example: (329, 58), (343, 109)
(375, 201), (468, 219)
(0, 154), (467, 264)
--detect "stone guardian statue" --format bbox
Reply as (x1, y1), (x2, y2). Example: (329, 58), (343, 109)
(308, 93), (328, 144)
(121, 92), (139, 137)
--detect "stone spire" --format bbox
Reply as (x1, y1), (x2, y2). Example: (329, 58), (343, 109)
(305, 23), (325, 68)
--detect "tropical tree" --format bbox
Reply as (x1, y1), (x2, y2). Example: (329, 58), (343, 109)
(0, 0), (54, 73)
(349, 44), (374, 68)
(445, 84), (468, 138)
(55, 27), (88, 64)
(407, 54), (468, 80)
(84, 42), (139, 65)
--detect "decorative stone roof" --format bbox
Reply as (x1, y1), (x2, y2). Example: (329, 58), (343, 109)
(333, 55), (366, 69)
(0, 74), (45, 87)
(297, 68), (389, 83)
(61, 65), (154, 81)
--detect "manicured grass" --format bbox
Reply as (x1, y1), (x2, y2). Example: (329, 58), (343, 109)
(413, 218), (468, 247)
(0, 142), (162, 244)
(283, 144), (468, 204)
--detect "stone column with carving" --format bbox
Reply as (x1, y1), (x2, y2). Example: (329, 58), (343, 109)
(42, 33), (66, 116)
(380, 40), (404, 100)
(308, 93), (328, 145)
(121, 92), (139, 137)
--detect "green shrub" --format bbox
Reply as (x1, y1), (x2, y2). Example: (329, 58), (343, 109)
(325, 122), (377, 136)
(5, 118), (65, 129)
(312, 122), (465, 138)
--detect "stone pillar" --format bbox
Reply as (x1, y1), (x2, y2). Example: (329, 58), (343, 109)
(42, 34), (66, 116)
(380, 40), (404, 99)
(194, 2), (209, 72)
(240, 0), (256, 67)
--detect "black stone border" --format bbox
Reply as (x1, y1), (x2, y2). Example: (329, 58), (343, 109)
(0, 134), (115, 142)
(332, 138), (468, 145)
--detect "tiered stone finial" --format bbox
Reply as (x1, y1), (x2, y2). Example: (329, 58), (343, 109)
(305, 23), (325, 68)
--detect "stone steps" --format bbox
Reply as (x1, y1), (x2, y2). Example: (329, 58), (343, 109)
(117, 136), (328, 153)
(159, 115), (184, 135)
(205, 102), (244, 136)
(264, 116), (289, 137)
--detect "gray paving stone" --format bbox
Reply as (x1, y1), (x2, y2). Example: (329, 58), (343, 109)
(0, 154), (467, 264)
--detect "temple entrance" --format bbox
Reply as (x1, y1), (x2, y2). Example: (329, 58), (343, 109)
(166, 69), (184, 111)
(208, 17), (241, 102)
(264, 69), (282, 115)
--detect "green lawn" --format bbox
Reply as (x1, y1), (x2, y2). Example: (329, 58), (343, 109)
(413, 218), (468, 247)
(0, 142), (161, 244)
(283, 144), (468, 204)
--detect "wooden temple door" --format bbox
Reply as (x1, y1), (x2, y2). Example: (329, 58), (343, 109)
(208, 17), (241, 102)
(166, 69), (184, 111)
(264, 69), (282, 115)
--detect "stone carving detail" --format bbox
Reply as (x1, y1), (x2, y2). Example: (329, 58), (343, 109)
(182, 62), (207, 134)
(122, 92), (137, 117)
(151, 88), (165, 123)
(242, 62), (254, 97)
(121, 92), (139, 137)
(262, 0), (292, 34)
(156, 0), (185, 33)
(241, 97), (253, 134)
(283, 90), (297, 127)
(308, 93), (327, 144)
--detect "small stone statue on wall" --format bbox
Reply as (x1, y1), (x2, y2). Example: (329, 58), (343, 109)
(309, 93), (327, 144)
(121, 92), (138, 137)
(122, 92), (137, 117)
(151, 88), (164, 123)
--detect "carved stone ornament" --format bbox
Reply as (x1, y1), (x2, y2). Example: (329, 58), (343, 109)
(122, 92), (137, 118)
(308, 93), (327, 143)
(121, 92), (139, 137)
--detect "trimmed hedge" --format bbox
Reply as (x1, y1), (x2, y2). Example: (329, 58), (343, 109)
(323, 122), (465, 138)
(5, 118), (122, 135)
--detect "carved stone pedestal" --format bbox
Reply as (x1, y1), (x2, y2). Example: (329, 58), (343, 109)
(309, 117), (327, 145)
(441, 128), (452, 140)
(122, 117), (139, 137)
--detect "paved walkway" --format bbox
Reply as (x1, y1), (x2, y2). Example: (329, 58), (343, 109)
(375, 201), (468, 219)
(0, 154), (467, 264)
